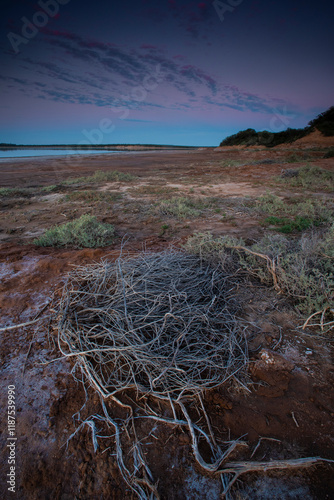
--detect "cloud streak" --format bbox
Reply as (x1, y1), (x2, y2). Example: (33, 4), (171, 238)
(1, 28), (295, 118)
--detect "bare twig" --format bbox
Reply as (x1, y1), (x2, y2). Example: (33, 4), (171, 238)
(0, 316), (50, 332)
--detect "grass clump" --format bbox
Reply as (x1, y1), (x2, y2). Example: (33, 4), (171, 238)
(256, 193), (333, 231)
(256, 193), (285, 214)
(0, 188), (14, 196)
(63, 170), (134, 185)
(279, 165), (334, 192)
(65, 190), (122, 203)
(157, 196), (208, 219)
(41, 184), (60, 193)
(34, 214), (115, 248)
(0, 187), (36, 198)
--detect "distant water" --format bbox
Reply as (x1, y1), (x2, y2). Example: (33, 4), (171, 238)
(0, 149), (120, 159)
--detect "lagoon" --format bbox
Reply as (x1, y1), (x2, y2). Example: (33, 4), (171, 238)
(0, 149), (120, 159)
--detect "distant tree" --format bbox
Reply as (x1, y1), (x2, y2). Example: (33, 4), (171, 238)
(220, 128), (258, 146)
(308, 106), (334, 136)
(219, 127), (308, 147)
(219, 106), (333, 147)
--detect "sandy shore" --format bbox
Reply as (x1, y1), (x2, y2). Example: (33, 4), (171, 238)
(0, 149), (205, 187)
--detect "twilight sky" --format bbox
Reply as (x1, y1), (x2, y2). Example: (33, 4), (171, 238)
(0, 0), (333, 146)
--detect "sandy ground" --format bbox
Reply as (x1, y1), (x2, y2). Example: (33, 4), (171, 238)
(0, 143), (334, 499)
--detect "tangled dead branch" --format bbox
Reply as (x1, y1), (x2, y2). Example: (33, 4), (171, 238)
(57, 250), (248, 400)
(56, 250), (332, 498)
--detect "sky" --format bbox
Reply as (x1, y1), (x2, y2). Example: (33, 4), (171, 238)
(0, 0), (333, 146)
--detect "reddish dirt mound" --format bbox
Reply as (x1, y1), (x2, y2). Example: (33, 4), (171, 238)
(276, 129), (334, 149)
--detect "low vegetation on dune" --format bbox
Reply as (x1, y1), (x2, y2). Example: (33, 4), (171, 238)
(0, 187), (38, 198)
(220, 106), (334, 147)
(220, 127), (310, 148)
(308, 106), (334, 136)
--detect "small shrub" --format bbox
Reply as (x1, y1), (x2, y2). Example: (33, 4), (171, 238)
(0, 188), (13, 197)
(284, 153), (304, 163)
(280, 169), (299, 178)
(158, 197), (206, 219)
(184, 232), (243, 263)
(159, 224), (169, 236)
(34, 214), (115, 248)
(264, 216), (315, 233)
(256, 193), (285, 214)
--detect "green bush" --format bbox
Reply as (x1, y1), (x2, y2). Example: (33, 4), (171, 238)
(219, 106), (334, 147)
(220, 128), (258, 146)
(308, 106), (334, 136)
(34, 214), (115, 248)
(0, 188), (13, 196)
(264, 216), (316, 233)
(220, 127), (310, 148)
